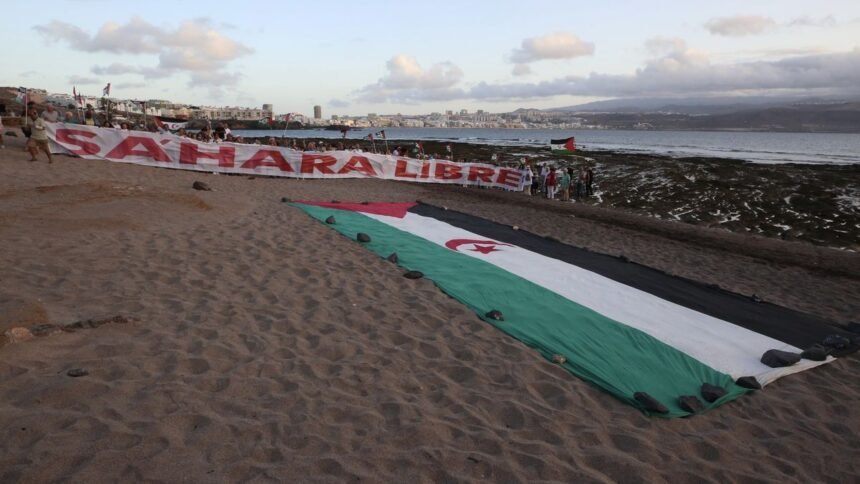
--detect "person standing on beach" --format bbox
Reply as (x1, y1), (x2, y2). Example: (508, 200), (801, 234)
(574, 168), (585, 200)
(0, 115), (5, 149)
(559, 168), (571, 201)
(585, 166), (595, 197)
(83, 106), (96, 126)
(522, 165), (534, 195)
(546, 167), (558, 199)
(27, 110), (52, 163)
(41, 104), (59, 123)
(539, 164), (548, 196)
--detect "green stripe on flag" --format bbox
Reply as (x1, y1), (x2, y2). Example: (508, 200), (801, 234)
(293, 203), (748, 416)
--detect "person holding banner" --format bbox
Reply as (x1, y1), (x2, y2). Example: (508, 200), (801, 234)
(27, 110), (52, 163)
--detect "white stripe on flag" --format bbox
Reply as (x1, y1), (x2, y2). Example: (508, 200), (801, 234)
(364, 211), (832, 385)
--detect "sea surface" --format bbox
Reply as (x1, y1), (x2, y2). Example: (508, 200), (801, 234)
(233, 128), (860, 165)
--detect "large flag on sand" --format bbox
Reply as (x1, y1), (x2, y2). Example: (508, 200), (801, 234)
(293, 201), (858, 417)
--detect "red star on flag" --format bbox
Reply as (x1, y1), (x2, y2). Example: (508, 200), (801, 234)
(469, 244), (499, 254)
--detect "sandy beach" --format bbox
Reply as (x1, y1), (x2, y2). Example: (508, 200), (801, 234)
(1, 134), (859, 482)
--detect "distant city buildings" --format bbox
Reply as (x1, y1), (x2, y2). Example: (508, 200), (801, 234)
(4, 85), (595, 129)
(192, 104), (273, 121)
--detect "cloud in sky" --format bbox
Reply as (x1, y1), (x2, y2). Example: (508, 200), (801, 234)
(114, 82), (147, 89)
(354, 45), (860, 104)
(67, 75), (100, 85)
(509, 32), (594, 64)
(355, 55), (465, 103)
(644, 37), (688, 56)
(469, 48), (860, 99)
(329, 98), (350, 108)
(33, 17), (252, 87)
(788, 15), (838, 27)
(511, 64), (532, 77)
(705, 15), (777, 36)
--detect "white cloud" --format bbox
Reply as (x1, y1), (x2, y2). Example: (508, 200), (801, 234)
(351, 47), (860, 104)
(788, 15), (837, 27)
(467, 49), (860, 99)
(355, 55), (465, 103)
(510, 32), (594, 64)
(34, 17), (252, 87)
(90, 63), (170, 79)
(67, 75), (100, 85)
(705, 15), (777, 36)
(114, 82), (147, 89)
(644, 37), (688, 56)
(329, 98), (350, 108)
(512, 64), (532, 76)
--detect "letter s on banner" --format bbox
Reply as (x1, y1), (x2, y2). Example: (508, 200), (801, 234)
(55, 128), (101, 156)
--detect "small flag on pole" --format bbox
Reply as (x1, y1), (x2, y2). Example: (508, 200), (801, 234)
(154, 116), (188, 131)
(102, 83), (111, 96)
(550, 137), (576, 155)
(15, 87), (27, 103)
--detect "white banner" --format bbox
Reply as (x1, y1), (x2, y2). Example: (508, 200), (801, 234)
(46, 123), (525, 190)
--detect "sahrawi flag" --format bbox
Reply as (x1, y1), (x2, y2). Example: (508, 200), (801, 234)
(550, 137), (576, 154)
(292, 201), (857, 417)
(153, 116), (188, 131)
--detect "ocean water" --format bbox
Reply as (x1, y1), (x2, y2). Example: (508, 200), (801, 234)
(233, 128), (860, 165)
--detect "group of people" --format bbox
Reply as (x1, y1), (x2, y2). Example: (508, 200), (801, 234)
(523, 164), (594, 201)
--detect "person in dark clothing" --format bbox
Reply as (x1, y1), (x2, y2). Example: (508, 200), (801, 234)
(585, 166), (595, 197)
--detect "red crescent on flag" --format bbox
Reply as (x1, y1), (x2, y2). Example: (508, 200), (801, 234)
(445, 239), (512, 254)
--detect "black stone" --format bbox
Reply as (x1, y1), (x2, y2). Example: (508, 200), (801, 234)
(485, 310), (504, 321)
(750, 293), (763, 303)
(634, 392), (668, 414)
(801, 344), (833, 361)
(845, 323), (860, 334)
(403, 271), (424, 279)
(356, 233), (371, 243)
(761, 349), (801, 368)
(280, 197), (291, 203)
(360, 201), (370, 205)
(28, 324), (57, 337)
(192, 181), (212, 191)
(735, 376), (762, 390)
(386, 253), (398, 263)
(67, 368), (88, 378)
(831, 338), (860, 358)
(331, 200), (340, 204)
(678, 395), (705, 413)
(701, 383), (728, 403)
(821, 334), (850, 349)
(325, 216), (336, 224)
(247, 176), (256, 180)
(618, 255), (629, 263)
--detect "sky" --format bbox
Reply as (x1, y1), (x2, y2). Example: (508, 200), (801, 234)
(4, 0), (860, 117)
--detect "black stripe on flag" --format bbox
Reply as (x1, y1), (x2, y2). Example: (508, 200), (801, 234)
(409, 203), (854, 351)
